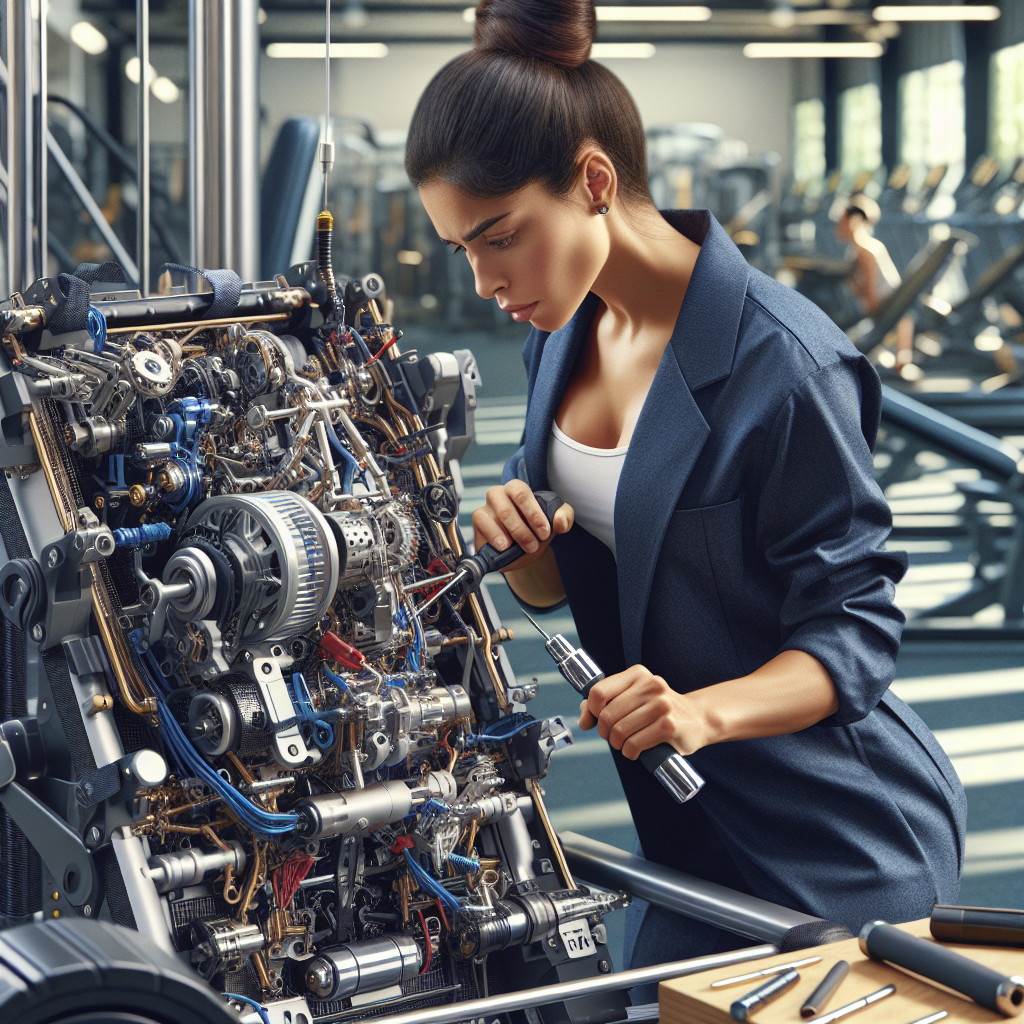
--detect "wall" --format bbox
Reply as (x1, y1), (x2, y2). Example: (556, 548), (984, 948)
(260, 42), (792, 170)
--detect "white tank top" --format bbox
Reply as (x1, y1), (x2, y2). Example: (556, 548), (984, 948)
(547, 421), (628, 560)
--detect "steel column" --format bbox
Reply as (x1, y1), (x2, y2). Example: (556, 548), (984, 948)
(188, 0), (260, 280)
(136, 0), (150, 295)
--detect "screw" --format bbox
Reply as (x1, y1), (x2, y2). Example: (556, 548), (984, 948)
(85, 826), (102, 848)
(94, 495), (105, 510)
(31, 624), (44, 642)
(47, 548), (59, 568)
(261, 662), (272, 674)
(547, 938), (557, 949)
(598, 960), (611, 973)
(51, 891), (59, 901)
(288, 744), (299, 757)
(52, 909), (60, 918)
(83, 905), (92, 917)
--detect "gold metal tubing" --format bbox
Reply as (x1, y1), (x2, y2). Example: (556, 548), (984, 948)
(526, 778), (575, 890)
(106, 312), (289, 335)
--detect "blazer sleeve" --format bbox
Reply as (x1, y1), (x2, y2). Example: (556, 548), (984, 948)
(756, 354), (908, 726)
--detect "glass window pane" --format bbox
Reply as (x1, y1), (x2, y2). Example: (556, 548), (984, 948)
(793, 97), (826, 195)
(840, 82), (882, 182)
(990, 41), (1024, 170)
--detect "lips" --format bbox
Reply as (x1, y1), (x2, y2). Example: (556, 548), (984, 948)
(501, 301), (538, 322)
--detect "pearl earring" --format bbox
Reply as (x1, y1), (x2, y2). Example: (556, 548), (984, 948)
(597, 205), (609, 215)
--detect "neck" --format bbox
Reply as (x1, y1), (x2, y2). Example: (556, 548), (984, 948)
(589, 204), (701, 340)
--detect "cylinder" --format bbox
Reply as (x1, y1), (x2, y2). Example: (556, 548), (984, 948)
(188, 0), (260, 279)
(147, 841), (246, 894)
(296, 772), (455, 840)
(305, 936), (421, 1001)
(859, 921), (1024, 1017)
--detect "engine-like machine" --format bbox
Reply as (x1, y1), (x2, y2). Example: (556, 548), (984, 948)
(0, 258), (628, 1023)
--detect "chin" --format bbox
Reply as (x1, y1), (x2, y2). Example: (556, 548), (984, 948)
(531, 306), (572, 333)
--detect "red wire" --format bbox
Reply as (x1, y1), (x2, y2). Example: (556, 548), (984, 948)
(364, 334), (397, 365)
(416, 908), (432, 974)
(433, 899), (450, 931)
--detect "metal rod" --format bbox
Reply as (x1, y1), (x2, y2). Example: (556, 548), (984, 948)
(188, 0), (205, 268)
(46, 132), (139, 284)
(368, 945), (778, 1024)
(136, 0), (150, 295)
(560, 831), (824, 944)
(105, 312), (288, 335)
(37, 0), (47, 282)
(7, 0), (37, 293)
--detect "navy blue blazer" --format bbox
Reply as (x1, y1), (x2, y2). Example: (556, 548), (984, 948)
(502, 211), (967, 943)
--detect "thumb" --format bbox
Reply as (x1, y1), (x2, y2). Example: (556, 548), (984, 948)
(552, 503), (575, 534)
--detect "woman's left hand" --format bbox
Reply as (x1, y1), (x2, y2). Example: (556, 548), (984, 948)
(579, 664), (708, 759)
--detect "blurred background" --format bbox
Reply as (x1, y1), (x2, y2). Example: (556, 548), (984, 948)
(5, 0), (1023, 969)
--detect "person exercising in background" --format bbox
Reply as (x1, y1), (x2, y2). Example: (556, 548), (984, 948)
(837, 193), (915, 370)
(405, 0), (965, 1005)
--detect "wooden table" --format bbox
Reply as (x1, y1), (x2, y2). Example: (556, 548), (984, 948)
(660, 919), (1024, 1024)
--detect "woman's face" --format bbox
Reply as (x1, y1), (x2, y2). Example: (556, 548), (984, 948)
(419, 179), (609, 333)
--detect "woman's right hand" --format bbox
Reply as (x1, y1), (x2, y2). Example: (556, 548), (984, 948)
(471, 480), (575, 573)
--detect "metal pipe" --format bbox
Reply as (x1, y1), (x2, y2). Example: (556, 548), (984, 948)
(136, 0), (150, 295)
(37, 0), (47, 284)
(188, 0), (260, 279)
(368, 945), (778, 1024)
(7, 0), (43, 293)
(559, 831), (822, 944)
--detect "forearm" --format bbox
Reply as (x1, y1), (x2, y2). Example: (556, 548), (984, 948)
(688, 649), (839, 747)
(502, 546), (567, 608)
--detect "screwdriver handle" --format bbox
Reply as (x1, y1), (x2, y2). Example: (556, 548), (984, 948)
(471, 490), (565, 577)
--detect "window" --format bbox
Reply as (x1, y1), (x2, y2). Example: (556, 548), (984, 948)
(899, 60), (966, 192)
(793, 97), (826, 194)
(991, 41), (1024, 170)
(840, 82), (882, 181)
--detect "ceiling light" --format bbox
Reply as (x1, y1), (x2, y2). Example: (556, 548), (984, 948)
(265, 42), (389, 58)
(258, 7), (268, 26)
(125, 57), (157, 85)
(151, 76), (180, 104)
(595, 6), (711, 20)
(768, 1), (797, 29)
(463, 7), (476, 22)
(70, 21), (108, 56)
(591, 42), (657, 58)
(873, 5), (999, 20)
(341, 2), (369, 30)
(744, 41), (884, 57)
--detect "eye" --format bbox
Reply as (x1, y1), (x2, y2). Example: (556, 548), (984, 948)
(447, 243), (466, 256)
(489, 234), (515, 249)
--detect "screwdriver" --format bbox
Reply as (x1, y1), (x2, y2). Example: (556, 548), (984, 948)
(521, 611), (706, 804)
(412, 490), (566, 621)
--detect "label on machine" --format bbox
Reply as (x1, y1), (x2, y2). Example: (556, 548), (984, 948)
(558, 920), (596, 959)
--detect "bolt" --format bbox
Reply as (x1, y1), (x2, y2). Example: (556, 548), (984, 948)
(52, 909), (60, 918)
(31, 624), (44, 642)
(598, 960), (611, 973)
(94, 495), (105, 510)
(51, 891), (59, 901)
(288, 744), (299, 757)
(83, 905), (92, 917)
(261, 661), (273, 674)
(47, 548), (59, 568)
(85, 826), (102, 848)
(547, 937), (557, 949)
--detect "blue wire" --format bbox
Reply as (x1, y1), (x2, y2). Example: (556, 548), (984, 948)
(403, 849), (461, 913)
(224, 993), (270, 1024)
(326, 426), (361, 492)
(447, 853), (481, 874)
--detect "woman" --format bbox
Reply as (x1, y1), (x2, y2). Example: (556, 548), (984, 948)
(405, 0), (966, 999)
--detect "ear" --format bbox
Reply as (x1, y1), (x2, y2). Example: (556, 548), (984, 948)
(578, 148), (617, 208)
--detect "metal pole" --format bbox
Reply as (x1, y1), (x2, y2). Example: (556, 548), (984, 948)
(560, 831), (823, 944)
(36, 0), (46, 283)
(188, 0), (259, 279)
(136, 0), (150, 295)
(7, 0), (37, 294)
(367, 945), (779, 1024)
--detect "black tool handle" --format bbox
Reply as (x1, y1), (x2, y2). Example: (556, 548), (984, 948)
(860, 921), (1024, 1016)
(730, 968), (800, 1022)
(931, 905), (1024, 948)
(639, 743), (684, 774)
(801, 960), (850, 1018)
(471, 490), (565, 575)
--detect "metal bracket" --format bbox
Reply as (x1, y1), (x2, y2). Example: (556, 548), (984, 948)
(0, 780), (100, 913)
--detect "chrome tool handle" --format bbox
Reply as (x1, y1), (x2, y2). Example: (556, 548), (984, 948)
(640, 744), (705, 804)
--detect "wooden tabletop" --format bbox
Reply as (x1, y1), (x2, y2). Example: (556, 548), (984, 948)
(660, 918), (1024, 1024)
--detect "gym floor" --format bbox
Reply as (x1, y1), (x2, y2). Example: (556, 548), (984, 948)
(405, 321), (1024, 970)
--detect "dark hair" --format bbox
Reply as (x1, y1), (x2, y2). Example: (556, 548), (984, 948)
(405, 0), (650, 204)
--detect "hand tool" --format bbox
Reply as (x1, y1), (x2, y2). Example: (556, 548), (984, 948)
(807, 984), (896, 1024)
(521, 610), (706, 803)
(710, 956), (823, 989)
(412, 490), (565, 621)
(860, 920), (1024, 1017)
(800, 960), (850, 1018)
(730, 967), (800, 1021)
(931, 904), (1024, 948)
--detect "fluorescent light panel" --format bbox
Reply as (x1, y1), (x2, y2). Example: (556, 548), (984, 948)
(873, 5), (1000, 20)
(595, 6), (711, 20)
(70, 21), (108, 55)
(591, 42), (657, 58)
(265, 42), (389, 58)
(744, 41), (884, 58)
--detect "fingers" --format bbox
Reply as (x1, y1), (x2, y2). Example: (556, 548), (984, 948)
(579, 698), (597, 731)
(585, 664), (651, 719)
(552, 503), (575, 535)
(619, 721), (679, 761)
(506, 480), (554, 543)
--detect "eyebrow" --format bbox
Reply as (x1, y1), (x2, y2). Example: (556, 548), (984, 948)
(458, 213), (511, 243)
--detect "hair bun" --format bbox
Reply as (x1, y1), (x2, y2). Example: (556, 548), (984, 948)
(473, 0), (596, 69)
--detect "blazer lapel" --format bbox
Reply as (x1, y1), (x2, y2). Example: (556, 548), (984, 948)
(523, 292), (601, 489)
(615, 212), (750, 665)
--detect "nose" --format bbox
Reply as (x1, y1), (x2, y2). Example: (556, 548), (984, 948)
(469, 255), (507, 301)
